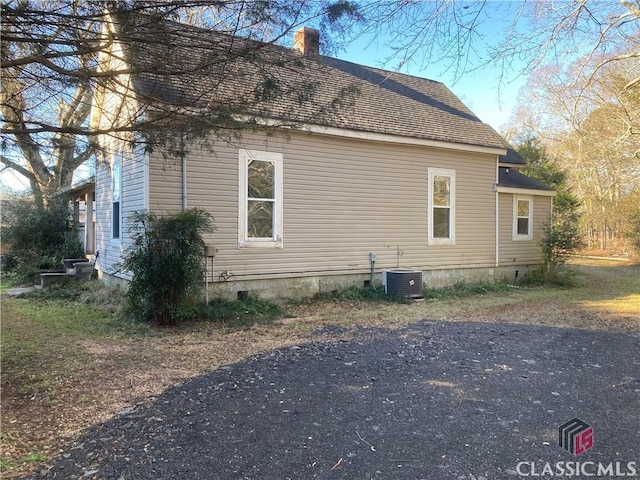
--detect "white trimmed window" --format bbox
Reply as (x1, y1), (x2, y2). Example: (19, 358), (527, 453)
(428, 168), (455, 245)
(513, 196), (533, 241)
(112, 150), (123, 240)
(238, 149), (283, 248)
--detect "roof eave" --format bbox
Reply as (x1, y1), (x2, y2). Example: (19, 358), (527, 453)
(51, 177), (96, 198)
(302, 124), (507, 155)
(496, 185), (557, 197)
(247, 116), (507, 155)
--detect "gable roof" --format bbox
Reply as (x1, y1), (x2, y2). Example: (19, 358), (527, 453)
(310, 57), (508, 150)
(111, 13), (508, 152)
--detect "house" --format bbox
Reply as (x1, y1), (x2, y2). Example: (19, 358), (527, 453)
(91, 13), (556, 299)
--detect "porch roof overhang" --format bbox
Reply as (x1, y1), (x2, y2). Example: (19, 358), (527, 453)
(52, 177), (95, 199)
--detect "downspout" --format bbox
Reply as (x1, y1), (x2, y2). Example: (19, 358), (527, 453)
(180, 132), (187, 210)
(182, 156), (187, 210)
(495, 156), (499, 268)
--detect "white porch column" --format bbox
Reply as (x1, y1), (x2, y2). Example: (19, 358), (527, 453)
(85, 191), (95, 254)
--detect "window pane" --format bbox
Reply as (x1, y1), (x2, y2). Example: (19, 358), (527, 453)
(433, 176), (450, 207)
(248, 200), (273, 238)
(112, 161), (121, 201)
(248, 160), (274, 199)
(433, 207), (450, 238)
(517, 218), (529, 235)
(517, 200), (529, 217)
(112, 201), (120, 239)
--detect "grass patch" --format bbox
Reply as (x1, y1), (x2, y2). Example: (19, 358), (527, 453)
(0, 452), (47, 473)
(312, 286), (408, 303)
(0, 271), (22, 293)
(423, 281), (517, 299)
(20, 280), (127, 316)
(177, 295), (286, 329)
(309, 282), (517, 304)
(5, 295), (148, 339)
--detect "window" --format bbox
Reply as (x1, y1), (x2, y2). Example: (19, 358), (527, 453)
(513, 196), (533, 240)
(428, 168), (455, 245)
(238, 149), (283, 248)
(112, 151), (122, 240)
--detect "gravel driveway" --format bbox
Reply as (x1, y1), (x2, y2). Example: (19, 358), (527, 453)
(26, 321), (640, 479)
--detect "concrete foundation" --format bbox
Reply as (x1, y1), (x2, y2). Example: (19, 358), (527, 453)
(495, 264), (540, 284)
(97, 270), (130, 292)
(98, 264), (542, 301)
(421, 267), (495, 288)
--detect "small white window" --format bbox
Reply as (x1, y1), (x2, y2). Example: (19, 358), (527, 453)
(238, 149), (283, 248)
(112, 150), (123, 240)
(513, 196), (533, 241)
(428, 168), (455, 246)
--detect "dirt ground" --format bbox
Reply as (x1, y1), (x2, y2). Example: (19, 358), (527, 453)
(2, 259), (639, 478)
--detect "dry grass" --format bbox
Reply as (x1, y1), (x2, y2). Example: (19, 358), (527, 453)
(1, 258), (638, 477)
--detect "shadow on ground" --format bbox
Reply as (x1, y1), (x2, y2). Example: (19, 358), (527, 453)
(25, 321), (640, 480)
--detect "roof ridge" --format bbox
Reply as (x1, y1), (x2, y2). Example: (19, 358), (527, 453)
(319, 55), (445, 86)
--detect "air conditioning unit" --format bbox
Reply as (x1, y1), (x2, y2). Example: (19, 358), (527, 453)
(382, 269), (423, 298)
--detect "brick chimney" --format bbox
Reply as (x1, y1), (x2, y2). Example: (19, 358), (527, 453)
(293, 27), (320, 57)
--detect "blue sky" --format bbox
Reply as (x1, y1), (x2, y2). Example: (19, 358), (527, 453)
(337, 40), (526, 133)
(332, 3), (532, 134)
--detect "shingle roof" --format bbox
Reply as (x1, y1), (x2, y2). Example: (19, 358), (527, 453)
(498, 168), (556, 191)
(113, 14), (508, 150)
(500, 147), (526, 165)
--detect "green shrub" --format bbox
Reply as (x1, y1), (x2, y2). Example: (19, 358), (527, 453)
(520, 266), (579, 288)
(627, 210), (640, 258)
(1, 196), (85, 282)
(120, 209), (215, 325)
(540, 217), (583, 271)
(166, 295), (285, 328)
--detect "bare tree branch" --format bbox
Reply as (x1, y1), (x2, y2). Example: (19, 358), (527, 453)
(0, 154), (36, 182)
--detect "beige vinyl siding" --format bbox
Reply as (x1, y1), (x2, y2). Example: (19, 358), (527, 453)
(148, 158), (183, 211)
(149, 130), (498, 281)
(498, 192), (551, 265)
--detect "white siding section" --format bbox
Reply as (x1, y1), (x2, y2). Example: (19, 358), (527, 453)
(95, 142), (147, 278)
(95, 152), (111, 274)
(148, 130), (498, 282)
